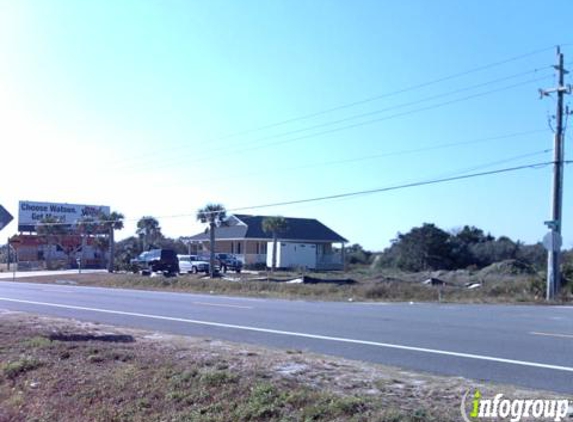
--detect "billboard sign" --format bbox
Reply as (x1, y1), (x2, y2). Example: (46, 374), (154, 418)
(18, 200), (110, 232)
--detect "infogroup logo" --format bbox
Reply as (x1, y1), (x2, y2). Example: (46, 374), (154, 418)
(461, 390), (572, 422)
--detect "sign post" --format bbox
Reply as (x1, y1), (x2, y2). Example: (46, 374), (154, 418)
(6, 237), (10, 271)
(8, 238), (22, 278)
(11, 246), (16, 281)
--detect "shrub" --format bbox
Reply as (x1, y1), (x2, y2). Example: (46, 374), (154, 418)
(2, 357), (42, 379)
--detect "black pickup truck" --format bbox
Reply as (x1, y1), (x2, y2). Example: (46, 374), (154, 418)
(130, 249), (179, 275)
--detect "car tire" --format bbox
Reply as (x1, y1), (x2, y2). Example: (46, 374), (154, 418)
(191, 266), (198, 274)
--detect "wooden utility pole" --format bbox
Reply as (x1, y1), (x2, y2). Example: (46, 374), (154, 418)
(541, 47), (571, 300)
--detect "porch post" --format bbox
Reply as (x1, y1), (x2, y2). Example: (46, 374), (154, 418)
(341, 242), (347, 272)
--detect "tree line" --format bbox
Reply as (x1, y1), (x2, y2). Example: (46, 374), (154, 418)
(6, 207), (550, 275)
(349, 223), (547, 272)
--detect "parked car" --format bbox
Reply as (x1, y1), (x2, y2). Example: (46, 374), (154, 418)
(197, 253), (242, 273)
(177, 254), (210, 274)
(130, 249), (179, 275)
(130, 251), (150, 269)
(215, 253), (243, 273)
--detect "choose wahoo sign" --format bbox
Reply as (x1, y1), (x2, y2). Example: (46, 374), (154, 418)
(18, 200), (110, 232)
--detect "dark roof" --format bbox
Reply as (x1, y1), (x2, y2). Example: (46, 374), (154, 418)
(187, 224), (247, 241)
(188, 214), (347, 243)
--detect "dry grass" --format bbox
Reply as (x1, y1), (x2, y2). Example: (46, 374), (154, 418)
(0, 311), (566, 422)
(7, 269), (572, 304)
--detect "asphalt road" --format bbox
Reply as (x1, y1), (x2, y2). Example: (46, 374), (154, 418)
(1, 280), (572, 393)
(0, 269), (106, 279)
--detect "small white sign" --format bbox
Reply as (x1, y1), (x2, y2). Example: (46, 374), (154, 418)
(543, 231), (562, 252)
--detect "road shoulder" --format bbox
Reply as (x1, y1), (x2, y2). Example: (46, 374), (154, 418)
(1, 309), (568, 421)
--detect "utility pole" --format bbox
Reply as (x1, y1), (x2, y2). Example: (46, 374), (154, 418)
(540, 46), (571, 300)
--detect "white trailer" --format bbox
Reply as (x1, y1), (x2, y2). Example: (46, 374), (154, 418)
(266, 242), (317, 269)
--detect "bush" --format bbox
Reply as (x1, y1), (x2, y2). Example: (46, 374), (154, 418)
(2, 357), (42, 379)
(244, 262), (267, 271)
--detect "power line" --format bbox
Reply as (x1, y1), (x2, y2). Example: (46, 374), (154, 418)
(222, 47), (555, 135)
(125, 160), (563, 223)
(30, 161), (558, 227)
(117, 75), (553, 174)
(116, 71), (551, 172)
(248, 150), (555, 215)
(213, 75), (552, 159)
(405, 149), (551, 182)
(111, 46), (556, 167)
(147, 129), (548, 188)
(228, 68), (550, 145)
(227, 162), (555, 213)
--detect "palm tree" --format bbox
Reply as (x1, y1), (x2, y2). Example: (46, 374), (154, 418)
(262, 216), (288, 272)
(136, 216), (162, 251)
(36, 216), (70, 269)
(100, 211), (124, 272)
(196, 203), (226, 278)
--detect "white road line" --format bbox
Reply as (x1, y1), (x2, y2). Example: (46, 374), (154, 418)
(2, 296), (573, 373)
(531, 331), (573, 339)
(41, 289), (77, 293)
(192, 301), (253, 309)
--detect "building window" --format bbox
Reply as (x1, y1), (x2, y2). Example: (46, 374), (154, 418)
(237, 242), (242, 254)
(256, 242), (260, 254)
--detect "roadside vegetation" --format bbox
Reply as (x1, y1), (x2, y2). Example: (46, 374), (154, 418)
(2, 222), (573, 303)
(0, 312), (563, 422)
(6, 263), (571, 304)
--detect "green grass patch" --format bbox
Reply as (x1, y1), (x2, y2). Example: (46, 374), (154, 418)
(21, 335), (52, 348)
(2, 356), (43, 379)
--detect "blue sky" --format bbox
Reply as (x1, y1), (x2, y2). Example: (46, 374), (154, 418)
(1, 0), (572, 250)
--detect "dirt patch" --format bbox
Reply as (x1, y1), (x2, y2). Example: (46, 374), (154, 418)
(0, 309), (569, 421)
(48, 333), (135, 343)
